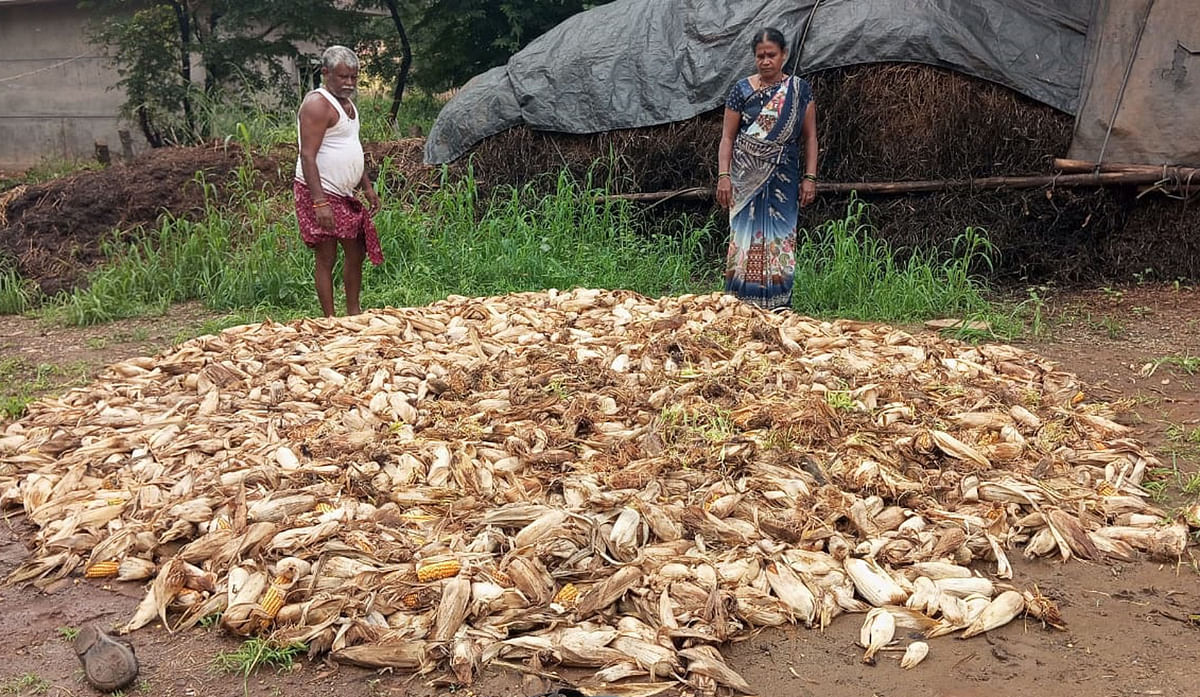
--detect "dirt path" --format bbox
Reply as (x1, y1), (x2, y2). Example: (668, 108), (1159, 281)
(1, 285), (1198, 697)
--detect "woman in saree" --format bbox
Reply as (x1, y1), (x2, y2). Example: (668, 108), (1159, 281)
(716, 27), (819, 311)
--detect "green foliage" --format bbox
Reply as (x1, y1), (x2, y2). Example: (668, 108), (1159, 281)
(791, 196), (998, 324)
(398, 0), (612, 91)
(56, 626), (81, 641)
(211, 92), (443, 149)
(0, 266), (36, 315)
(0, 673), (50, 695)
(47, 165), (718, 325)
(212, 638), (307, 678)
(84, 0), (378, 145)
(87, 4), (193, 146)
(0, 358), (91, 421)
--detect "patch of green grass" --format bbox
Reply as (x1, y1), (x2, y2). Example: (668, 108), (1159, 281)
(0, 157), (103, 191)
(1153, 354), (1200, 376)
(0, 266), (35, 315)
(47, 166), (719, 326)
(85, 337), (108, 350)
(0, 358), (92, 420)
(790, 197), (1002, 329)
(212, 638), (307, 679)
(57, 626), (80, 641)
(211, 91), (444, 150)
(0, 673), (50, 695)
(197, 613), (222, 629)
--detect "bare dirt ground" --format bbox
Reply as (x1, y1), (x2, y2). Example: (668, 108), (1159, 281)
(1, 284), (1197, 697)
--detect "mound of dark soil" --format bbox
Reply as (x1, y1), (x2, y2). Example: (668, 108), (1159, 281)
(0, 139), (431, 295)
(0, 146), (285, 294)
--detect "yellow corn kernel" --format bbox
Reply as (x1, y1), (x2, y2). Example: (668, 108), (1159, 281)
(402, 591), (421, 609)
(553, 583), (578, 606)
(1072, 391), (1086, 405)
(416, 559), (461, 583)
(315, 502), (336, 514)
(259, 584), (286, 619)
(215, 516), (232, 531)
(84, 560), (119, 579)
(1096, 481), (1118, 497)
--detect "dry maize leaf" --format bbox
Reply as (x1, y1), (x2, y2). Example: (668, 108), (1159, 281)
(931, 431), (991, 470)
(123, 556), (187, 633)
(1045, 508), (1099, 560)
(933, 577), (994, 599)
(859, 607), (896, 664)
(332, 641), (431, 670)
(576, 566), (643, 617)
(432, 577), (471, 642)
(900, 640), (929, 669)
(844, 557), (907, 607)
(679, 645), (752, 694)
(763, 560), (816, 626)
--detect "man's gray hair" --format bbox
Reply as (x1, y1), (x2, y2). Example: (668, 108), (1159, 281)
(322, 46), (359, 71)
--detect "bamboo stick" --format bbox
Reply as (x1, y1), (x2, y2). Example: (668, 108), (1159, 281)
(1052, 158), (1200, 176)
(598, 170), (1188, 204)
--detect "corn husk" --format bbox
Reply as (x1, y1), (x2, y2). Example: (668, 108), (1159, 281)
(900, 641), (930, 669)
(961, 590), (1025, 638)
(0, 288), (1183, 688)
(859, 607), (896, 664)
(844, 557), (908, 607)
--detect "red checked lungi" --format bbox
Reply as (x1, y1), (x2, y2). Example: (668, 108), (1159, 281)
(293, 180), (384, 265)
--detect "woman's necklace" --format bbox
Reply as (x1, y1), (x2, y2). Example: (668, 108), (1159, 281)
(756, 74), (787, 91)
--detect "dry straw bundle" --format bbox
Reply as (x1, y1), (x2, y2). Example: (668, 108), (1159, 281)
(0, 289), (1189, 693)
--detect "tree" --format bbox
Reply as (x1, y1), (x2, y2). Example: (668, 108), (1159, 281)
(85, 0), (377, 145)
(404, 0), (612, 92)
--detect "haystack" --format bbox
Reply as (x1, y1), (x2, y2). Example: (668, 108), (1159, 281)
(465, 64), (1200, 283)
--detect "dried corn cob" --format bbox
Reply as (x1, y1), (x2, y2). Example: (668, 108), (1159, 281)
(84, 560), (120, 579)
(553, 583), (578, 606)
(416, 559), (461, 582)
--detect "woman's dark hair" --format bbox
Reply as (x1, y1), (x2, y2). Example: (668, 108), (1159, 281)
(752, 27), (787, 52)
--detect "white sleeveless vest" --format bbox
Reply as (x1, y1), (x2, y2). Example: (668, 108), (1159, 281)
(294, 87), (364, 197)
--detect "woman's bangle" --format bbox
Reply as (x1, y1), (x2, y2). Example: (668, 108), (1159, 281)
(313, 200), (330, 209)
(803, 173), (818, 182)
(718, 172), (731, 179)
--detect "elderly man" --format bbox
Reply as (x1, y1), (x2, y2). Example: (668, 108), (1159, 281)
(294, 45), (383, 317)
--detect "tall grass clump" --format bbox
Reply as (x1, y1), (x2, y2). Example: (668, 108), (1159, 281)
(49, 164), (719, 325)
(792, 196), (998, 323)
(50, 170), (313, 325)
(363, 168), (718, 308)
(0, 266), (35, 315)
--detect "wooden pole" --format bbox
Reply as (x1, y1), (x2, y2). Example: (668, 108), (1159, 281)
(1053, 158), (1200, 178)
(598, 170), (1190, 204)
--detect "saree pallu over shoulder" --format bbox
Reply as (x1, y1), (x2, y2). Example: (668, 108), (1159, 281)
(729, 77), (807, 218)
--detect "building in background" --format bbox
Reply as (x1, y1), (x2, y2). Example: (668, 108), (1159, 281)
(0, 0), (134, 169)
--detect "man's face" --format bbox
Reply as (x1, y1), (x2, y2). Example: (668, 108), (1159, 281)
(323, 63), (359, 99)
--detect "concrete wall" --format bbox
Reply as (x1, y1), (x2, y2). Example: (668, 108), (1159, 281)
(0, 0), (136, 169)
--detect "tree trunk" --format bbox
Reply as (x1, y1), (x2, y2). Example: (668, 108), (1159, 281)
(136, 105), (164, 148)
(171, 0), (195, 142)
(383, 0), (413, 126)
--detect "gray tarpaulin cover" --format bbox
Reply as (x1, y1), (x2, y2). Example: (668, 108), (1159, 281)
(1068, 0), (1200, 166)
(424, 0), (1198, 168)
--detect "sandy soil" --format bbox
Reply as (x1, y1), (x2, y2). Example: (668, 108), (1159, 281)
(1, 284), (1197, 697)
